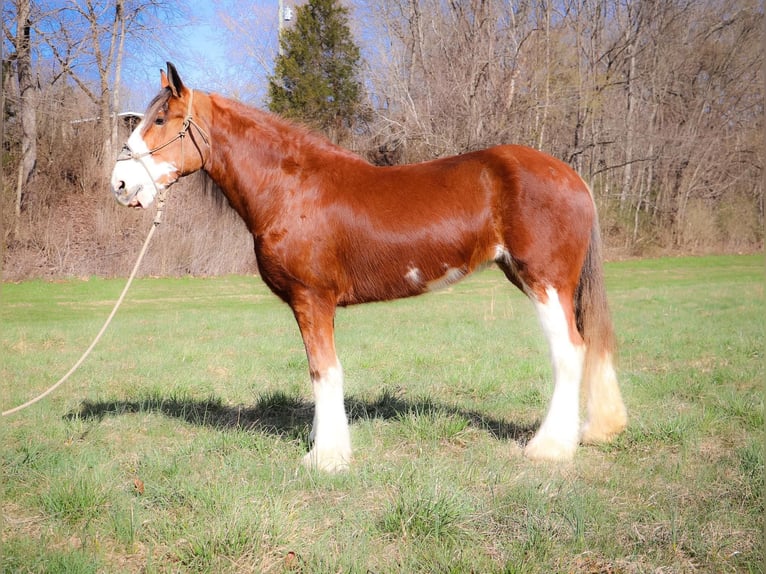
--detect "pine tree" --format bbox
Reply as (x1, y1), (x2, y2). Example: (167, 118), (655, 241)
(267, 0), (365, 140)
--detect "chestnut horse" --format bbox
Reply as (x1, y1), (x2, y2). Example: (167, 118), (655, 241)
(111, 63), (627, 472)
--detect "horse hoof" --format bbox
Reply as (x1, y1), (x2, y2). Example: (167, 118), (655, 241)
(523, 434), (576, 461)
(302, 449), (351, 473)
(580, 420), (627, 444)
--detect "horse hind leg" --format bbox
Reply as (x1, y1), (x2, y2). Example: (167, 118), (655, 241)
(524, 286), (585, 461)
(580, 351), (627, 444)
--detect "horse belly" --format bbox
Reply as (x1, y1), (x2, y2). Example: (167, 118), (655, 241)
(339, 235), (498, 305)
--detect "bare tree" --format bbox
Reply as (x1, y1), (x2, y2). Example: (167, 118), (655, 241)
(360, 0), (762, 251)
(41, 0), (123, 166)
(363, 0), (535, 161)
(215, 0), (280, 102)
(39, 1), (185, 167)
(6, 0), (37, 223)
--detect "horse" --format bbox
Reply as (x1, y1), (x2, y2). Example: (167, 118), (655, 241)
(110, 62), (627, 472)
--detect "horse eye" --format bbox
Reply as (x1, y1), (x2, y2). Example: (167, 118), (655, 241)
(154, 116), (165, 126)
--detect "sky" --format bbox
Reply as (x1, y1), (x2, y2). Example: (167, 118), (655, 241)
(123, 0), (282, 110)
(166, 1), (237, 89)
(173, 2), (230, 87)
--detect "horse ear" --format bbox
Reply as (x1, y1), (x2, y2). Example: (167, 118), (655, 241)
(164, 62), (185, 98)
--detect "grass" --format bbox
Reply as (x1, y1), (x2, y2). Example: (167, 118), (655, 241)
(1, 254), (763, 573)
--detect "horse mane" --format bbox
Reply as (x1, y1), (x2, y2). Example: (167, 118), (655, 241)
(192, 169), (227, 210)
(145, 86), (363, 166)
(278, 116), (368, 164)
(213, 95), (370, 167)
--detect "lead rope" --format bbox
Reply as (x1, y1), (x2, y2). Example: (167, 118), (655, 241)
(2, 89), (206, 417)
(2, 182), (169, 417)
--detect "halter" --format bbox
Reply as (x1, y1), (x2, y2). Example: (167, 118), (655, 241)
(115, 89), (210, 212)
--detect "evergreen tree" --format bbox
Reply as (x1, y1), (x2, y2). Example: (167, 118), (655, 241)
(267, 0), (365, 139)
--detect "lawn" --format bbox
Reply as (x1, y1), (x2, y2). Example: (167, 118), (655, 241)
(1, 255), (763, 573)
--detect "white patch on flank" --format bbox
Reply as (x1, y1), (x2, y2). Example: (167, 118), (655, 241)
(524, 286), (584, 461)
(303, 363), (352, 472)
(405, 266), (422, 285)
(110, 121), (178, 207)
(426, 266), (465, 292)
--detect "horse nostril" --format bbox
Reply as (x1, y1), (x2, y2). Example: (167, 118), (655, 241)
(117, 180), (126, 191)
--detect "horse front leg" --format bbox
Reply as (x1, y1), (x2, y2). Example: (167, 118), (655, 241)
(291, 294), (351, 473)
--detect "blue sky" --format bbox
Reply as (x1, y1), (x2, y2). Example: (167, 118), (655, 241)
(168, 1), (233, 90)
(124, 0), (281, 108)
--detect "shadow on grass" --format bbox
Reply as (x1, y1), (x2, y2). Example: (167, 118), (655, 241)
(65, 388), (537, 446)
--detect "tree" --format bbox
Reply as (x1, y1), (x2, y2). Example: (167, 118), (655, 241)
(267, 0), (365, 140)
(6, 0), (37, 221)
(362, 0), (532, 161)
(40, 0), (184, 167)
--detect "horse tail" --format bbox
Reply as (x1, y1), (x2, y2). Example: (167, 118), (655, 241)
(575, 212), (615, 360)
(574, 202), (627, 443)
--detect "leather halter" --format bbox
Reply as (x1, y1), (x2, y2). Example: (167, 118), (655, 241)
(116, 89), (210, 168)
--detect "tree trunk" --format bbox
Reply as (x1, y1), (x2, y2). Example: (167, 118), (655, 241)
(15, 0), (37, 220)
(536, 0), (550, 151)
(620, 24), (636, 211)
(110, 0), (127, 158)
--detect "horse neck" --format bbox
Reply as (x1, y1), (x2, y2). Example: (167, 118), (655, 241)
(203, 94), (364, 230)
(203, 96), (288, 215)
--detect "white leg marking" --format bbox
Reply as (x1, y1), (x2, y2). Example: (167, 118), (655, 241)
(524, 287), (584, 461)
(303, 363), (352, 472)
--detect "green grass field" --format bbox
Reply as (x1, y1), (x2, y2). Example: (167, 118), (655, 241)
(1, 255), (763, 573)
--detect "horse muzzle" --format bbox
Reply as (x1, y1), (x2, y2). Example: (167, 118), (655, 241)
(112, 182), (156, 208)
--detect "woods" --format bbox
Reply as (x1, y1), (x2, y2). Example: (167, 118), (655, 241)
(360, 0), (763, 250)
(2, 0), (763, 280)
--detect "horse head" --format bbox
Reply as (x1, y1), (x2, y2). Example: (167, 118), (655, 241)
(111, 62), (210, 208)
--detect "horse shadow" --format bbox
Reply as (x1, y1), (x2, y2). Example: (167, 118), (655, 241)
(65, 387), (538, 447)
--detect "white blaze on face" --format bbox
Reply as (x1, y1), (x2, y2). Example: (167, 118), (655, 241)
(110, 120), (178, 208)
